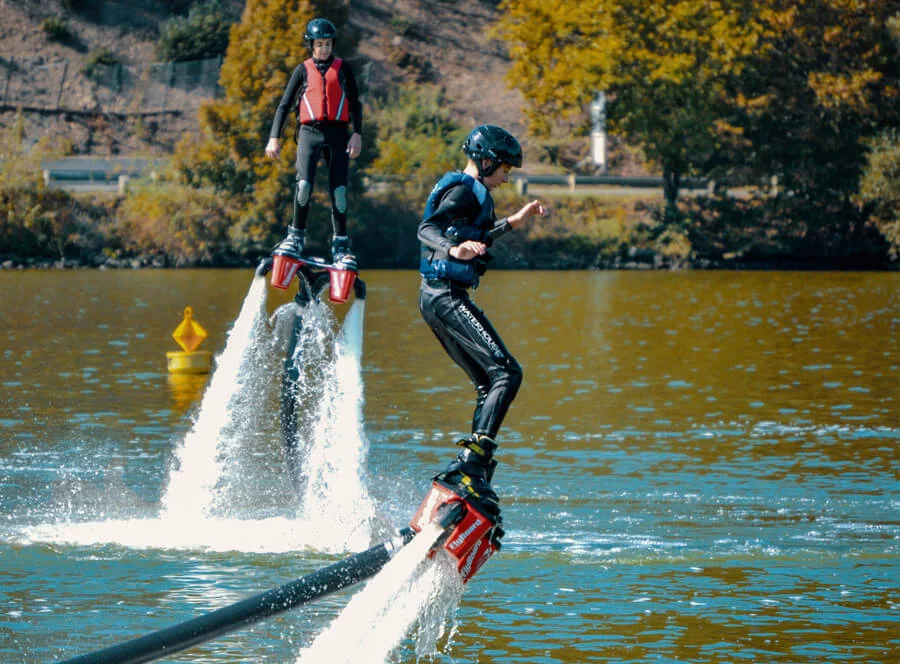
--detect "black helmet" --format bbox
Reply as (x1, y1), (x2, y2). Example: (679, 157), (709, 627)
(462, 125), (523, 177)
(304, 18), (337, 42)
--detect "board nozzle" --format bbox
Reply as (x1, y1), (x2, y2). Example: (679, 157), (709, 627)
(270, 245), (302, 290)
(410, 480), (504, 583)
(327, 261), (357, 303)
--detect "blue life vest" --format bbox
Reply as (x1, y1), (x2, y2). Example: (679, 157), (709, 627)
(420, 172), (495, 285)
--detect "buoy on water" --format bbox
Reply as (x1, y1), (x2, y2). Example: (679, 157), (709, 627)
(166, 306), (212, 374)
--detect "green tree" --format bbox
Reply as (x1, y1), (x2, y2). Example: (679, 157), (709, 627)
(338, 84), (469, 268)
(365, 83), (469, 198)
(155, 0), (236, 63)
(860, 130), (900, 259)
(495, 0), (764, 220)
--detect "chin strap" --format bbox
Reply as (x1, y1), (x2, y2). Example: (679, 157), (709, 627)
(476, 158), (501, 178)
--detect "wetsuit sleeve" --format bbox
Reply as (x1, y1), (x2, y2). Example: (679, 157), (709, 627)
(417, 185), (481, 252)
(269, 64), (306, 139)
(341, 62), (363, 135)
(487, 217), (512, 239)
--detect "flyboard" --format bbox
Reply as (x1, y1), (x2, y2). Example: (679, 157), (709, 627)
(260, 244), (367, 493)
(60, 248), (504, 664)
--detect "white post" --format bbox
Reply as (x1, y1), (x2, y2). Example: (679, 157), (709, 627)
(590, 91), (607, 173)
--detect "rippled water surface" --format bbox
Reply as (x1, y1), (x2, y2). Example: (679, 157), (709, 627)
(1, 269), (897, 662)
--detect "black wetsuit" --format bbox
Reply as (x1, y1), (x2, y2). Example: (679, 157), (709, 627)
(417, 180), (523, 440)
(269, 56), (362, 236)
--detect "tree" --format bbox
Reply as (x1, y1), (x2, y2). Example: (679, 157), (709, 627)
(365, 83), (469, 198)
(155, 0), (236, 63)
(0, 112), (106, 264)
(860, 130), (900, 259)
(732, 0), (900, 258)
(495, 0), (765, 220)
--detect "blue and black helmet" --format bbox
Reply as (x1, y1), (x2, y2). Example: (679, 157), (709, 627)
(463, 125), (523, 177)
(304, 18), (337, 43)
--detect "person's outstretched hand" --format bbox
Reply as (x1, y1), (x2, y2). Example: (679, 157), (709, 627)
(509, 200), (547, 228)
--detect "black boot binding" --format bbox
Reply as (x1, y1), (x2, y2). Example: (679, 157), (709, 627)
(331, 235), (357, 268)
(435, 434), (500, 516)
(276, 226), (305, 257)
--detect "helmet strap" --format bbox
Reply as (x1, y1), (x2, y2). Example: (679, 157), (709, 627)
(478, 158), (499, 178)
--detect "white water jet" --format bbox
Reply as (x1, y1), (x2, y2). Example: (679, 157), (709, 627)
(23, 278), (386, 556)
(296, 521), (465, 664)
(160, 275), (269, 521)
(295, 298), (381, 550)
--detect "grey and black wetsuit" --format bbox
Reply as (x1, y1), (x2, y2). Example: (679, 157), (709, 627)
(417, 172), (522, 440)
(269, 55), (362, 237)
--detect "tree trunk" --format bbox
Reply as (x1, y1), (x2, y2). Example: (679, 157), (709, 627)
(662, 168), (681, 224)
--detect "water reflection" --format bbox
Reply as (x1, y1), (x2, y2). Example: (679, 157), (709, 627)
(167, 372), (210, 413)
(0, 269), (897, 663)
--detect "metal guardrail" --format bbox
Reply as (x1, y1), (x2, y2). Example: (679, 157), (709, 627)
(38, 157), (715, 195)
(41, 157), (166, 192)
(510, 173), (712, 195)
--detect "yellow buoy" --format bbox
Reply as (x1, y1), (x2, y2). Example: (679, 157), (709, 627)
(167, 306), (212, 374)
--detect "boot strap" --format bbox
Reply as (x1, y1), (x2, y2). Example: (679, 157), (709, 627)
(440, 456), (490, 480)
(456, 434), (497, 458)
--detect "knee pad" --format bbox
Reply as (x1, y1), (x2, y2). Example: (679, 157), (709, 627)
(497, 360), (523, 394)
(508, 362), (523, 391)
(296, 180), (312, 206)
(333, 185), (347, 213)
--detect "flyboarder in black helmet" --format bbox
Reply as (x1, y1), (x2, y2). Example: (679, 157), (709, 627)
(417, 124), (547, 514)
(266, 17), (362, 267)
(304, 17), (337, 43)
(462, 124), (524, 177)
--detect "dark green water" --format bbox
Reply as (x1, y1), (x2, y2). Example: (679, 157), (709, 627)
(0, 269), (897, 662)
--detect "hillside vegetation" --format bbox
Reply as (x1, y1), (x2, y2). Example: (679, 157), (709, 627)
(1, 0), (898, 269)
(0, 0), (548, 161)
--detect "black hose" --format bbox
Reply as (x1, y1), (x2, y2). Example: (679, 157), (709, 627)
(60, 530), (415, 664)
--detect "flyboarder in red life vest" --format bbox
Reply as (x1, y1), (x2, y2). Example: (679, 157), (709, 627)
(266, 17), (362, 267)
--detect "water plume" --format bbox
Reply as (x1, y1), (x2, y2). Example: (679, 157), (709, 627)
(160, 275), (270, 520)
(296, 521), (465, 664)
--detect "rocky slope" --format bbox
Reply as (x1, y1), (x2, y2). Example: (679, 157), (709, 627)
(0, 0), (539, 159)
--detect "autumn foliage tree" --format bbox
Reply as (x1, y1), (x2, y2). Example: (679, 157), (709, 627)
(496, 0), (900, 261)
(495, 0), (765, 220)
(0, 113), (109, 264)
(732, 0), (900, 258)
(860, 130), (900, 258)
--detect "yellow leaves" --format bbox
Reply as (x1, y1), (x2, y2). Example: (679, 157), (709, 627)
(369, 141), (407, 177)
(643, 54), (691, 85)
(735, 92), (775, 111)
(118, 183), (234, 265)
(713, 119), (745, 138)
(809, 69), (884, 111)
(219, 0), (313, 104)
(496, 0), (618, 110)
(758, 6), (798, 32)
(824, 25), (844, 44)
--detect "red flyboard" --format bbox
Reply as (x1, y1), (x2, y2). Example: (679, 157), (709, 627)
(410, 480), (502, 583)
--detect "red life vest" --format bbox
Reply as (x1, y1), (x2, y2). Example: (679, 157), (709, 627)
(298, 57), (350, 124)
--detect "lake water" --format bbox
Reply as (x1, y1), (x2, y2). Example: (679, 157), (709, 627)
(1, 269), (898, 663)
